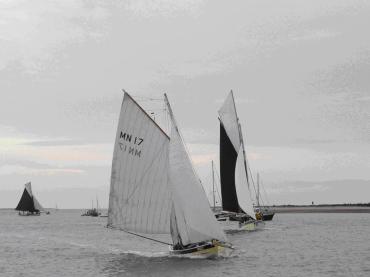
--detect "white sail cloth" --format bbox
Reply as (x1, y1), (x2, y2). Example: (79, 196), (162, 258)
(168, 108), (227, 245)
(108, 93), (172, 234)
(25, 182), (44, 211)
(218, 91), (241, 152)
(235, 147), (256, 220)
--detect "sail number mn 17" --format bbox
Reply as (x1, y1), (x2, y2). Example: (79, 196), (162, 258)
(118, 131), (143, 158)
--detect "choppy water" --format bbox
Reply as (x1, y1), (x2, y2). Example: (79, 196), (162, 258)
(1, 210), (369, 277)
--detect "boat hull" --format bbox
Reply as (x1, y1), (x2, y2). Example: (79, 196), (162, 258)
(215, 211), (264, 232)
(262, 212), (275, 221)
(18, 211), (40, 216)
(170, 242), (230, 258)
(220, 219), (265, 232)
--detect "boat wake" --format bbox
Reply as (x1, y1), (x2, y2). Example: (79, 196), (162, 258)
(112, 249), (236, 260)
(114, 250), (169, 258)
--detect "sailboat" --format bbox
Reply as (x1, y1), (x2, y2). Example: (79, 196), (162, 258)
(210, 160), (222, 212)
(255, 173), (275, 221)
(81, 199), (101, 217)
(108, 91), (232, 257)
(216, 90), (261, 231)
(15, 182), (46, 216)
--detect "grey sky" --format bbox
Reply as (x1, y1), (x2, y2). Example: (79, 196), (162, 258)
(1, 0), (369, 208)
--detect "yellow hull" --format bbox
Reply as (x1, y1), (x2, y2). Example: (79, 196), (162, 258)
(192, 245), (225, 257)
(170, 243), (231, 258)
(243, 221), (256, 231)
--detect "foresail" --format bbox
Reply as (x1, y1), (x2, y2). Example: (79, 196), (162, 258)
(108, 93), (171, 234)
(235, 147), (256, 220)
(25, 182), (44, 211)
(167, 97), (227, 245)
(15, 187), (35, 212)
(33, 196), (44, 212)
(218, 91), (240, 152)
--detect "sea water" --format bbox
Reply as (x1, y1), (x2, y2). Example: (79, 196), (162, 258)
(1, 210), (369, 277)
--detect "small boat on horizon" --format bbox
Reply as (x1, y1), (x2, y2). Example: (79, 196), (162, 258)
(81, 198), (101, 217)
(15, 182), (48, 216)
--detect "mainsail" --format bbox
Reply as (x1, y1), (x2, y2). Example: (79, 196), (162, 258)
(108, 92), (172, 234)
(15, 182), (44, 212)
(218, 91), (256, 219)
(165, 94), (227, 245)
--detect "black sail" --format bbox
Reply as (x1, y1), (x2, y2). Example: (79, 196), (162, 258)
(219, 122), (240, 212)
(15, 188), (36, 212)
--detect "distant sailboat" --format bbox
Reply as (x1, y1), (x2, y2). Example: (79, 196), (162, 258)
(81, 198), (101, 217)
(210, 160), (222, 212)
(108, 91), (232, 257)
(15, 182), (46, 216)
(255, 173), (275, 221)
(217, 91), (260, 231)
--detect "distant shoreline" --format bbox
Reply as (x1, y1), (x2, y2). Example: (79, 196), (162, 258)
(270, 205), (370, 213)
(2, 205), (370, 213)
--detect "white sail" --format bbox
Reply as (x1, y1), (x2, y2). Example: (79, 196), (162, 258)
(108, 93), (172, 234)
(218, 91), (240, 152)
(32, 196), (44, 211)
(166, 95), (227, 245)
(235, 147), (256, 220)
(25, 182), (44, 211)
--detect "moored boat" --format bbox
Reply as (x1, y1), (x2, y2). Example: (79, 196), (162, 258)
(81, 199), (101, 217)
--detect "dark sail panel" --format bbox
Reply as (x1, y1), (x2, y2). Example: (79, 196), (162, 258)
(219, 123), (240, 212)
(15, 188), (36, 212)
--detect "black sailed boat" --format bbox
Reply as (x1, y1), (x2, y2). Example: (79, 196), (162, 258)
(217, 91), (260, 231)
(15, 182), (46, 216)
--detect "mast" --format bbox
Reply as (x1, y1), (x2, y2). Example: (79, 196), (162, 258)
(212, 161), (216, 210)
(257, 173), (260, 207)
(230, 90), (249, 186)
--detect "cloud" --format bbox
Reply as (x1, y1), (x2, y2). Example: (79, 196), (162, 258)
(124, 0), (205, 18)
(0, 164), (84, 176)
(0, 125), (112, 168)
(0, 0), (109, 72)
(291, 29), (339, 41)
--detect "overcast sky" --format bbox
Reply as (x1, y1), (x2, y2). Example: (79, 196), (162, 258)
(1, 0), (369, 208)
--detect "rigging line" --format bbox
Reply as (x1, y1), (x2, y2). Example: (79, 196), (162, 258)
(132, 96), (163, 101)
(261, 179), (270, 206)
(213, 166), (223, 205)
(164, 94), (204, 191)
(107, 225), (173, 246)
(245, 159), (259, 205)
(256, 173), (267, 207)
(254, 173), (266, 207)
